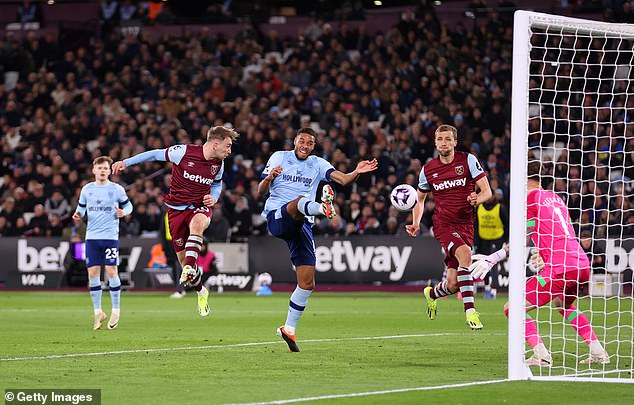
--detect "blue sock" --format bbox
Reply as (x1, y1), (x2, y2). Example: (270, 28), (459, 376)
(89, 277), (102, 312)
(285, 286), (312, 328)
(297, 197), (323, 216)
(109, 276), (121, 310)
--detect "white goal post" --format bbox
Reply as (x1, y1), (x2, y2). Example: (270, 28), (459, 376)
(510, 10), (634, 383)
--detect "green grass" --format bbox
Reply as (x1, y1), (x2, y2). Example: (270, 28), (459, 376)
(0, 291), (632, 404)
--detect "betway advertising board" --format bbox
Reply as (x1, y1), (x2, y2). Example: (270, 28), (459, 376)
(249, 235), (446, 283)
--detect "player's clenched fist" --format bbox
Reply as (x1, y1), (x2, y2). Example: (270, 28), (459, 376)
(405, 224), (420, 237)
(203, 194), (217, 207)
(267, 165), (283, 180)
(112, 161), (127, 175)
(466, 191), (477, 205)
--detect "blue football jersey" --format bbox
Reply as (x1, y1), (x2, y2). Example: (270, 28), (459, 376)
(78, 181), (130, 240)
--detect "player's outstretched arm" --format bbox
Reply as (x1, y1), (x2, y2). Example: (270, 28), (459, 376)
(330, 158), (378, 186)
(113, 149), (170, 175)
(405, 189), (427, 237)
(469, 245), (509, 279)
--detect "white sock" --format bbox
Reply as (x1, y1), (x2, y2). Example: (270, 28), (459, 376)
(94, 309), (102, 316)
(284, 325), (296, 335)
(111, 308), (120, 315)
(589, 340), (604, 354)
(197, 286), (207, 296)
(534, 343), (550, 358)
(465, 308), (476, 315)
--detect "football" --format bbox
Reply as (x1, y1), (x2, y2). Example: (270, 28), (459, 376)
(390, 184), (418, 211)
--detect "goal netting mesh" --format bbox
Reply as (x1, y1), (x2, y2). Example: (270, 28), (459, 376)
(512, 11), (634, 382)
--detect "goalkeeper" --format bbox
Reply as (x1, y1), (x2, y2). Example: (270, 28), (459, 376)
(469, 162), (609, 366)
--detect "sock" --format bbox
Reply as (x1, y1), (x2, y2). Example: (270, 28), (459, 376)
(524, 314), (543, 349)
(559, 305), (598, 345)
(184, 235), (203, 268)
(505, 307), (543, 350)
(297, 197), (323, 216)
(197, 284), (207, 296)
(190, 265), (204, 292)
(284, 286), (312, 333)
(457, 267), (475, 312)
(108, 276), (121, 310)
(429, 280), (452, 299)
(89, 277), (102, 313)
(589, 340), (604, 354)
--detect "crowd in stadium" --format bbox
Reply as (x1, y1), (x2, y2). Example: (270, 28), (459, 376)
(0, 0), (632, 246)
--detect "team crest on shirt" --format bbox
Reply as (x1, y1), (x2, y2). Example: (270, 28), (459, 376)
(188, 162), (195, 167)
(96, 200), (102, 205)
(210, 165), (220, 177)
(175, 238), (184, 247)
(455, 165), (464, 175)
(452, 232), (461, 238)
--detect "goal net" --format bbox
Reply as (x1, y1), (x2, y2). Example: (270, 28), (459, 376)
(509, 11), (634, 383)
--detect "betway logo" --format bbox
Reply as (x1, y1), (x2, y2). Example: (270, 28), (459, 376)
(18, 240), (69, 271)
(315, 241), (412, 281)
(433, 177), (466, 191)
(206, 274), (252, 289)
(183, 170), (214, 185)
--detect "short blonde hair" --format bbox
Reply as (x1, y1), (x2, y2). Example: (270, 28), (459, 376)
(206, 125), (240, 143)
(434, 124), (458, 140)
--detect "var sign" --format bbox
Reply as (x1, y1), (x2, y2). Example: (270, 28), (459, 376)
(7, 271), (62, 288)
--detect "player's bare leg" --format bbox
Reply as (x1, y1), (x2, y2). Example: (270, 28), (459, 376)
(87, 266), (105, 330)
(179, 213), (211, 316)
(278, 265), (315, 352)
(105, 265), (121, 329)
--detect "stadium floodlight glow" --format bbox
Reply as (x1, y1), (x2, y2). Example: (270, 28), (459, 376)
(511, 10), (634, 383)
(434, 0), (442, 5)
(47, 0), (55, 5)
(374, 0), (382, 6)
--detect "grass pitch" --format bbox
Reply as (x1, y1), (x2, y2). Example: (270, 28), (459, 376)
(0, 291), (631, 404)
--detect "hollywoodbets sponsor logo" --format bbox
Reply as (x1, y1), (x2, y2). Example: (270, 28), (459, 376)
(281, 173), (312, 186)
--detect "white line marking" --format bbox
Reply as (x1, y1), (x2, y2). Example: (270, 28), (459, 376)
(0, 333), (469, 362)
(225, 379), (510, 405)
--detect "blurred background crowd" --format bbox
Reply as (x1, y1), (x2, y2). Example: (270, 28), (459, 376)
(0, 0), (631, 253)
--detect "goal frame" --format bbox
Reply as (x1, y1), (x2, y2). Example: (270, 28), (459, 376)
(509, 10), (634, 383)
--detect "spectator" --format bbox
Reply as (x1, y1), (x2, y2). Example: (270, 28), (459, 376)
(46, 213), (64, 237)
(16, 0), (41, 24)
(27, 204), (50, 236)
(45, 190), (70, 217)
(205, 206), (230, 242)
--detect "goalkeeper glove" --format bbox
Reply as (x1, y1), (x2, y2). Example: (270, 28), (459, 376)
(528, 248), (545, 273)
(469, 247), (508, 279)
